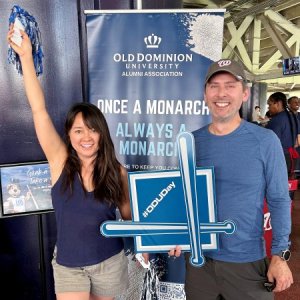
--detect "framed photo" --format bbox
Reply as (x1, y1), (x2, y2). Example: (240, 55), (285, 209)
(0, 161), (53, 217)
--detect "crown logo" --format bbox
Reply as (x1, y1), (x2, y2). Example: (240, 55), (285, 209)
(144, 33), (161, 48)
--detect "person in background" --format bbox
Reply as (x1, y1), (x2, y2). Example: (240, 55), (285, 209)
(288, 96), (300, 115)
(266, 92), (299, 177)
(288, 96), (300, 175)
(170, 59), (293, 300)
(252, 105), (269, 126)
(7, 27), (138, 300)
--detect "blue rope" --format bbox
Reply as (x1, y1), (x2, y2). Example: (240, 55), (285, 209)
(8, 5), (44, 76)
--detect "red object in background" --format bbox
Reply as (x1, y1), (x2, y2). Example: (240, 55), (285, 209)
(289, 179), (298, 191)
(264, 179), (297, 257)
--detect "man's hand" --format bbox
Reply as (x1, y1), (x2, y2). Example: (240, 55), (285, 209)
(267, 255), (293, 292)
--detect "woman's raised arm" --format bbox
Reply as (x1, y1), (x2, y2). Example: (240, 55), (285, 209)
(7, 27), (66, 175)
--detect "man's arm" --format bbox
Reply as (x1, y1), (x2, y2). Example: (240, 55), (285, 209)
(264, 132), (293, 291)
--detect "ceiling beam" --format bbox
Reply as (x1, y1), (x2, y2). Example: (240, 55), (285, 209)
(259, 14), (293, 58)
(225, 0), (282, 23)
(259, 47), (278, 58)
(274, 0), (300, 12)
(259, 34), (298, 72)
(295, 41), (300, 57)
(257, 74), (300, 89)
(223, 16), (254, 70)
(264, 9), (300, 38)
(183, 0), (218, 8)
(225, 0), (251, 12)
(260, 34), (289, 49)
(254, 69), (283, 80)
(281, 7), (300, 21)
(249, 18), (261, 72)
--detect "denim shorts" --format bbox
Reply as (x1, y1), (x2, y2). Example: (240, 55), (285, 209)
(52, 249), (129, 297)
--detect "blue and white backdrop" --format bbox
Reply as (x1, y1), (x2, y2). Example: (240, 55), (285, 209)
(86, 9), (225, 300)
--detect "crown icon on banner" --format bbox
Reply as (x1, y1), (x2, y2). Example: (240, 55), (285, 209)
(144, 33), (161, 48)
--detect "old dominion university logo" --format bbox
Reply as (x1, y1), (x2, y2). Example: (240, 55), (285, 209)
(144, 33), (162, 49)
(101, 132), (236, 267)
(114, 32), (193, 78)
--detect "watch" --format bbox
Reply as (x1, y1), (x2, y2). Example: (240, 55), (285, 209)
(276, 249), (291, 261)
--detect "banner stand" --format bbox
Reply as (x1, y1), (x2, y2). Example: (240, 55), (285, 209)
(37, 214), (47, 300)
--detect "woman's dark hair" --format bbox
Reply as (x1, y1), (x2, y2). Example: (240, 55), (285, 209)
(62, 102), (123, 206)
(268, 92), (288, 108)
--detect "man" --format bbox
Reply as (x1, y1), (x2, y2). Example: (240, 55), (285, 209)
(266, 93), (299, 177)
(288, 96), (299, 115)
(287, 95), (300, 176)
(170, 59), (293, 299)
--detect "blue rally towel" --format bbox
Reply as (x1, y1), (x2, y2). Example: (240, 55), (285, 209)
(8, 5), (44, 76)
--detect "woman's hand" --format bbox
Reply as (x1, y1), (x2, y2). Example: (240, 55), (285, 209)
(7, 24), (32, 59)
(135, 253), (150, 269)
(168, 245), (182, 258)
(142, 253), (149, 263)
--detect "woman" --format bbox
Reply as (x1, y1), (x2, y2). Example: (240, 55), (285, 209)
(7, 28), (131, 300)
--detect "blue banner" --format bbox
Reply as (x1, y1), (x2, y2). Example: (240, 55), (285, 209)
(86, 10), (225, 171)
